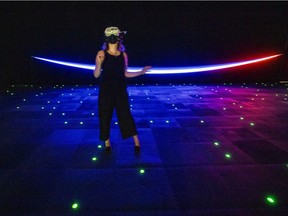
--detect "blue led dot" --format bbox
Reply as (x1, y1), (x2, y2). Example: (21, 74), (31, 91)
(166, 120), (170, 123)
(80, 122), (83, 125)
(150, 120), (153, 123)
(64, 121), (68, 124)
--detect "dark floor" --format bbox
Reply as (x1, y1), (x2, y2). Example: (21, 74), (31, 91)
(0, 82), (288, 216)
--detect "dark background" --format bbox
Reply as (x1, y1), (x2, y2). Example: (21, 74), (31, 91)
(1, 1), (288, 86)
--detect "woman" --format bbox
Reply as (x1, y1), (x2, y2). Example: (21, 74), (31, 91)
(94, 26), (152, 153)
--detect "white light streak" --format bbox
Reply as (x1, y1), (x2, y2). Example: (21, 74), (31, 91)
(32, 54), (282, 74)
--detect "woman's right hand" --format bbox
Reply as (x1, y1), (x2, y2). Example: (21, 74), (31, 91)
(96, 51), (105, 65)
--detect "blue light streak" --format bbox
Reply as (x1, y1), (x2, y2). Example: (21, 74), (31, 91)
(32, 54), (282, 74)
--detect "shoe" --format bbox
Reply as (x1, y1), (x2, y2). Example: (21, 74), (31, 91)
(134, 145), (141, 153)
(105, 146), (112, 153)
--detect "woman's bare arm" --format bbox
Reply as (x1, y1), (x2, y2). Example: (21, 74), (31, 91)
(94, 50), (105, 78)
(123, 52), (152, 78)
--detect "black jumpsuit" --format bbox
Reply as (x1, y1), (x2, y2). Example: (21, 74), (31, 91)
(98, 50), (138, 141)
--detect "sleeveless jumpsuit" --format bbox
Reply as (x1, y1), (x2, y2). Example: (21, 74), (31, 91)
(98, 50), (138, 141)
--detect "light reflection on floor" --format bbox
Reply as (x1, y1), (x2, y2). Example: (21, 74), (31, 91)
(0, 82), (288, 215)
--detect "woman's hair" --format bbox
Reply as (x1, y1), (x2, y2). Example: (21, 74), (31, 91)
(101, 40), (126, 52)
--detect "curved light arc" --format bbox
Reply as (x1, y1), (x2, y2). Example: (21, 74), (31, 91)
(32, 54), (282, 74)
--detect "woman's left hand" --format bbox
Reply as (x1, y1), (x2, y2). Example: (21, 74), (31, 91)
(141, 66), (152, 74)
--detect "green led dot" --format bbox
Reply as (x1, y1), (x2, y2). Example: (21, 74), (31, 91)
(267, 197), (275, 203)
(214, 142), (219, 146)
(139, 169), (145, 174)
(71, 202), (79, 209)
(225, 153), (231, 159)
(97, 145), (102, 149)
(92, 157), (97, 161)
(265, 195), (277, 205)
(250, 122), (255, 126)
